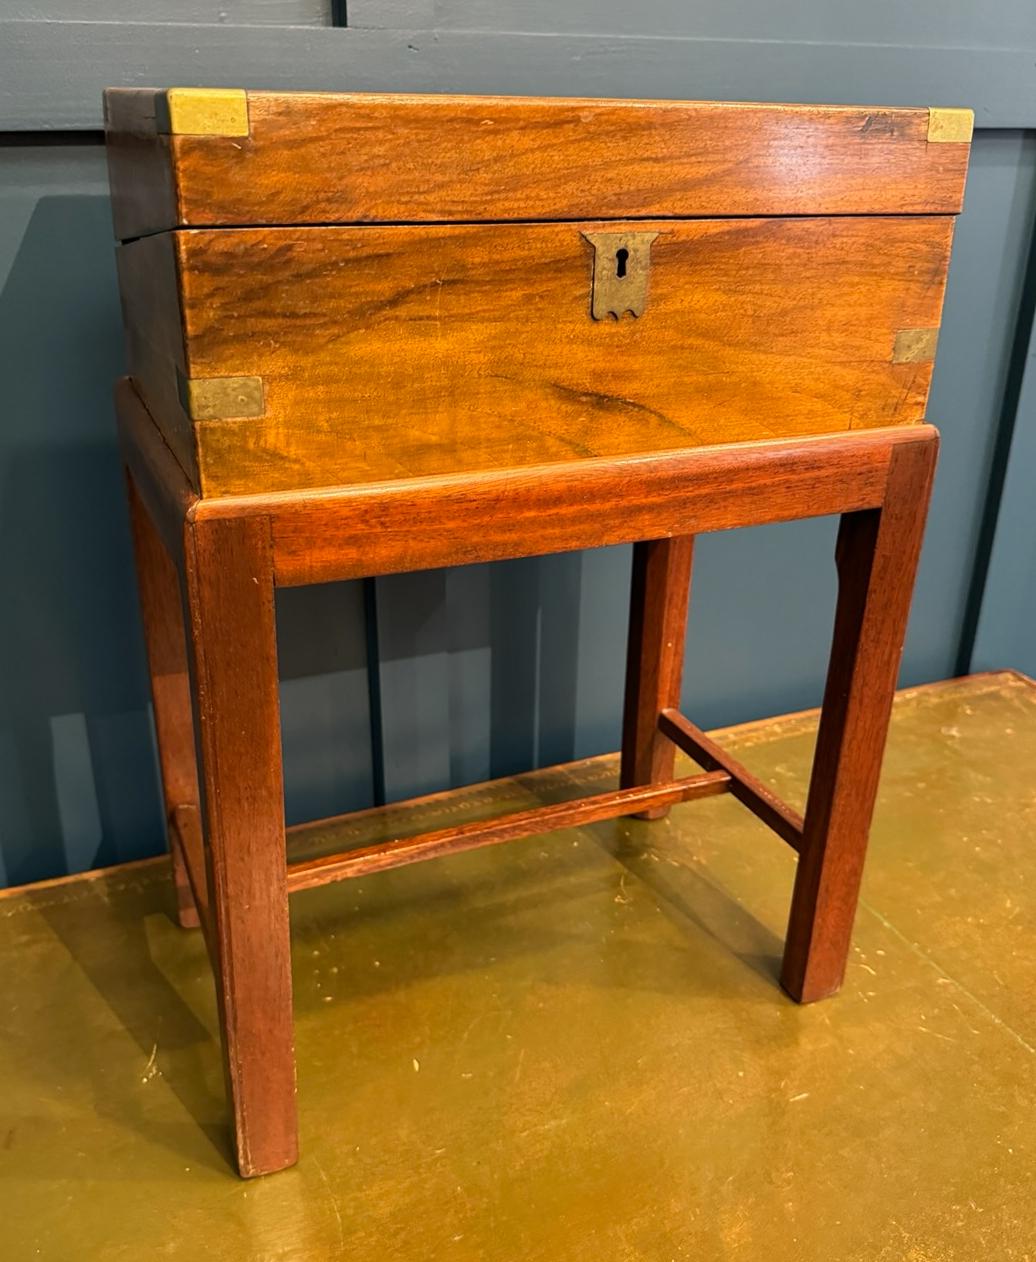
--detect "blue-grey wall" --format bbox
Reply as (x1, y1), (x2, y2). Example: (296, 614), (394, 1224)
(1, 4), (1034, 886)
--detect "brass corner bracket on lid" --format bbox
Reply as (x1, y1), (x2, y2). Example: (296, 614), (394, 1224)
(157, 88), (250, 137)
(583, 231), (659, 320)
(927, 108), (974, 144)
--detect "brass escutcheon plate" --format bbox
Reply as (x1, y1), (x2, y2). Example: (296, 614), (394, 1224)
(583, 231), (659, 320)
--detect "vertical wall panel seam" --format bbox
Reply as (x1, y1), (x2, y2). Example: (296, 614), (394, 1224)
(362, 578), (386, 805)
(956, 157), (1036, 673)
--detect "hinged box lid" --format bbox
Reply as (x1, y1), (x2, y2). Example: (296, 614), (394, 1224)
(104, 88), (972, 242)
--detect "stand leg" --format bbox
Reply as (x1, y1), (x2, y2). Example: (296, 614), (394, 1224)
(620, 536), (694, 819)
(126, 475), (201, 929)
(186, 514), (297, 1177)
(781, 436), (938, 1003)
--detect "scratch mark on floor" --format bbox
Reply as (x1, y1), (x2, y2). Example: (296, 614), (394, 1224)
(861, 900), (1036, 1056)
(314, 1155), (345, 1252)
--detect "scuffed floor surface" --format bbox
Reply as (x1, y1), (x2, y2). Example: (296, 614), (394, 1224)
(2, 672), (1034, 1260)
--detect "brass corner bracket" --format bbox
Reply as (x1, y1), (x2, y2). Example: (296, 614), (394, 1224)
(158, 88), (250, 138)
(892, 329), (940, 364)
(178, 374), (265, 421)
(927, 108), (973, 144)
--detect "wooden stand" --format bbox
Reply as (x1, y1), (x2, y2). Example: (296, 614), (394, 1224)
(118, 379), (938, 1177)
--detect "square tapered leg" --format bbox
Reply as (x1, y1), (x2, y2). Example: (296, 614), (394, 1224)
(183, 513), (298, 1176)
(127, 477), (202, 929)
(620, 536), (694, 819)
(781, 437), (938, 1002)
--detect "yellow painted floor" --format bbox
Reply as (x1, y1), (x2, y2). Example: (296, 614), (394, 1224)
(2, 672), (1035, 1260)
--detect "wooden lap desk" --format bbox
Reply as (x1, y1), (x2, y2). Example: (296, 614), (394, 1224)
(105, 88), (971, 1175)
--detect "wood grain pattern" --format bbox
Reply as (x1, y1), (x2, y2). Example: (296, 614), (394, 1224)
(104, 91), (971, 241)
(115, 215), (953, 495)
(620, 537), (694, 819)
(781, 434), (939, 1003)
(184, 512), (297, 1176)
(114, 235), (197, 489)
(224, 428), (930, 588)
(285, 770), (731, 892)
(115, 377), (935, 588)
(115, 380), (195, 574)
(104, 87), (179, 242)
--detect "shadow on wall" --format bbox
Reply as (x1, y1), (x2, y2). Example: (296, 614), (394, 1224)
(372, 553), (586, 806)
(0, 194), (157, 886)
(489, 552), (583, 777)
(0, 195), (376, 887)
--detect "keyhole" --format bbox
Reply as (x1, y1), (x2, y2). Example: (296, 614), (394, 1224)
(615, 247), (629, 279)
